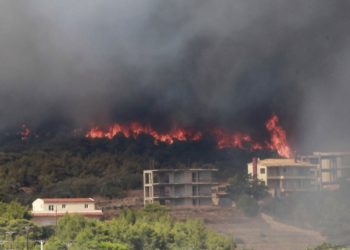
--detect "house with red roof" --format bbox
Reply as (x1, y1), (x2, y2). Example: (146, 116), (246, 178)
(31, 198), (103, 226)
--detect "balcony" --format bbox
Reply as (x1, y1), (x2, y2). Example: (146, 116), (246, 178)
(267, 175), (315, 180)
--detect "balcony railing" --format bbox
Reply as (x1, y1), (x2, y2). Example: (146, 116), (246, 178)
(267, 175), (315, 180)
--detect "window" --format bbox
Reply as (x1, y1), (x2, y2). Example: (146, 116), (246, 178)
(62, 204), (66, 209)
(145, 173), (150, 184)
(260, 168), (265, 174)
(192, 172), (198, 182)
(192, 185), (198, 196)
(84, 204), (89, 209)
(48, 205), (54, 211)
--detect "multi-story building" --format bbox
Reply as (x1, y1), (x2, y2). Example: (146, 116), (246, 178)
(247, 158), (318, 197)
(300, 152), (350, 189)
(143, 169), (218, 207)
(31, 198), (103, 226)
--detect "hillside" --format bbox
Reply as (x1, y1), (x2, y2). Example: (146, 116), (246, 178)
(0, 135), (275, 204)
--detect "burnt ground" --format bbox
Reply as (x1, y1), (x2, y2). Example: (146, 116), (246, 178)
(96, 191), (325, 250)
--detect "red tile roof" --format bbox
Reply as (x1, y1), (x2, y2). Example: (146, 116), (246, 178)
(41, 198), (95, 203)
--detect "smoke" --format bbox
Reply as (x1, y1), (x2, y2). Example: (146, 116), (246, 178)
(1, 0), (350, 151)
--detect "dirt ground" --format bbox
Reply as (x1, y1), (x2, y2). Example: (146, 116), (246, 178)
(171, 207), (325, 250)
(96, 191), (326, 250)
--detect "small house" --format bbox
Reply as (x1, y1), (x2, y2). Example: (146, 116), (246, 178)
(31, 198), (103, 226)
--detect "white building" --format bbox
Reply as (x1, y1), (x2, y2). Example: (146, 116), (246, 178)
(31, 198), (103, 226)
(247, 158), (318, 197)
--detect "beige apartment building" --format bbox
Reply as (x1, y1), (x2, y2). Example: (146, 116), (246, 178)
(143, 169), (218, 207)
(31, 198), (103, 226)
(300, 152), (350, 189)
(247, 158), (318, 197)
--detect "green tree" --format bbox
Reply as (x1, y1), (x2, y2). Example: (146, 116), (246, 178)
(44, 206), (234, 250)
(236, 194), (259, 217)
(227, 174), (268, 201)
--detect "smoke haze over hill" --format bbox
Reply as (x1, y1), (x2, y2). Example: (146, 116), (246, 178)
(1, 0), (350, 152)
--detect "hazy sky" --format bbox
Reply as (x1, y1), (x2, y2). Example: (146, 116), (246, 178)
(1, 0), (350, 152)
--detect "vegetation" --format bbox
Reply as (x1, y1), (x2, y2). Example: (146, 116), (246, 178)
(0, 136), (274, 204)
(308, 243), (350, 250)
(0, 203), (234, 250)
(0, 202), (50, 250)
(264, 179), (350, 244)
(227, 174), (268, 201)
(227, 174), (268, 216)
(235, 195), (259, 217)
(46, 205), (234, 250)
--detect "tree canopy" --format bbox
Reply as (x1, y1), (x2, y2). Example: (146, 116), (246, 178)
(0, 136), (274, 204)
(44, 204), (234, 250)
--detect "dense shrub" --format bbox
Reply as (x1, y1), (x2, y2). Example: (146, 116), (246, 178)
(308, 243), (350, 250)
(0, 202), (50, 250)
(236, 194), (259, 217)
(45, 204), (235, 250)
(227, 174), (268, 201)
(264, 181), (350, 243)
(0, 137), (274, 203)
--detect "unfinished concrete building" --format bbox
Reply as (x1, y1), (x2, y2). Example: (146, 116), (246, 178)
(143, 169), (218, 207)
(247, 158), (318, 197)
(300, 152), (350, 189)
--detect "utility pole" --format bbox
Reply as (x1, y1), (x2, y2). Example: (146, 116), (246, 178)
(6, 230), (15, 250)
(25, 226), (31, 250)
(55, 205), (58, 227)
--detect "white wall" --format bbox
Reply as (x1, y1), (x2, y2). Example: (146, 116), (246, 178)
(45, 202), (95, 212)
(33, 200), (96, 213)
(32, 199), (44, 212)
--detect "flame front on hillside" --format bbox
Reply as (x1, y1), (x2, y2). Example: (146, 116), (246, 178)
(86, 123), (202, 144)
(265, 114), (292, 158)
(85, 114), (292, 158)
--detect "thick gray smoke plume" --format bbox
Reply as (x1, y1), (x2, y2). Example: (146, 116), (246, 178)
(1, 0), (350, 151)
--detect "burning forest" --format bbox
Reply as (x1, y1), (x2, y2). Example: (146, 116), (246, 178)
(0, 0), (350, 155)
(1, 1), (350, 249)
(85, 114), (292, 158)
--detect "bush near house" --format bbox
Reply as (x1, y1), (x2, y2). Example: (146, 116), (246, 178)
(44, 204), (235, 250)
(0, 202), (234, 250)
(236, 194), (259, 217)
(227, 174), (268, 216)
(0, 202), (50, 250)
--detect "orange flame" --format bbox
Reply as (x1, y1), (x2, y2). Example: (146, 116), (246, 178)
(212, 129), (263, 150)
(86, 122), (202, 144)
(20, 124), (31, 140)
(85, 114), (292, 158)
(265, 114), (292, 158)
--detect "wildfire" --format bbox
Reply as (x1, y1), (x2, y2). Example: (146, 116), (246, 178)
(212, 129), (262, 150)
(86, 122), (202, 144)
(265, 114), (292, 158)
(20, 124), (31, 140)
(85, 114), (292, 158)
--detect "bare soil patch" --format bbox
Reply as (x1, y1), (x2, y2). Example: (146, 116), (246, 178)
(95, 191), (325, 250)
(171, 207), (325, 250)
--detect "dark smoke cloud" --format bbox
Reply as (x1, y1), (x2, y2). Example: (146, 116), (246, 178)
(1, 0), (350, 151)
